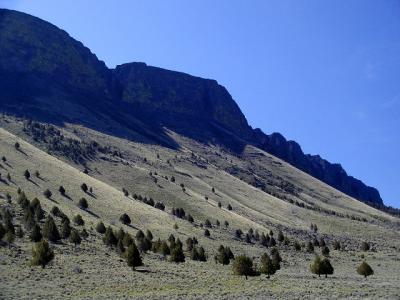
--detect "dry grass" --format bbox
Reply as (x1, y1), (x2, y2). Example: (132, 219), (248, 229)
(0, 120), (399, 299)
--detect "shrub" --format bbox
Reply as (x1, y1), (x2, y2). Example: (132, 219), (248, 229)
(30, 223), (42, 242)
(31, 240), (54, 268)
(73, 215), (84, 226)
(78, 198), (88, 209)
(232, 255), (255, 279)
(204, 229), (210, 237)
(227, 204), (232, 210)
(126, 243), (143, 270)
(260, 253), (276, 278)
(69, 229), (81, 246)
(103, 226), (118, 246)
(96, 221), (106, 234)
(43, 189), (52, 199)
(357, 261), (374, 278)
(119, 213), (131, 225)
(43, 216), (61, 243)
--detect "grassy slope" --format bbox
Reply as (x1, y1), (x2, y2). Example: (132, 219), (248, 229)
(0, 123), (399, 299)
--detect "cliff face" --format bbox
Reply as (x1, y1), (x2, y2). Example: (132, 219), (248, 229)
(0, 8), (383, 205)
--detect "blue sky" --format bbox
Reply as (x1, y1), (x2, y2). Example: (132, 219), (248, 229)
(2, 0), (400, 207)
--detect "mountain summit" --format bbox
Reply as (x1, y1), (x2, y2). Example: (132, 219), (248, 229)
(0, 8), (382, 205)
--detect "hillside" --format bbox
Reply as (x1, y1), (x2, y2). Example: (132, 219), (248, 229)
(0, 8), (383, 206)
(0, 117), (399, 299)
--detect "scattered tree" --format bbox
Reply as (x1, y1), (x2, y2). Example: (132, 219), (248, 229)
(78, 198), (88, 209)
(310, 256), (334, 278)
(59, 186), (66, 196)
(103, 226), (118, 246)
(69, 229), (81, 246)
(119, 213), (131, 225)
(126, 243), (143, 270)
(232, 255), (255, 279)
(357, 261), (374, 279)
(73, 215), (84, 226)
(260, 253), (276, 278)
(81, 183), (88, 193)
(30, 223), (42, 242)
(31, 240), (55, 268)
(96, 221), (106, 234)
(24, 170), (31, 180)
(43, 216), (61, 243)
(43, 189), (52, 199)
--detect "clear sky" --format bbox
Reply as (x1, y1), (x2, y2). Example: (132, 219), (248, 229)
(2, 0), (399, 207)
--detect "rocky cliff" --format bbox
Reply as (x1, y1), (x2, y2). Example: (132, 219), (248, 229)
(0, 8), (383, 205)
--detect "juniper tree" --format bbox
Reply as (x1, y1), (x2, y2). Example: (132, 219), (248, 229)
(224, 220), (229, 228)
(204, 219), (212, 228)
(159, 240), (170, 257)
(137, 237), (152, 253)
(357, 261), (374, 278)
(136, 230), (145, 240)
(260, 253), (276, 278)
(80, 229), (89, 239)
(78, 198), (88, 210)
(215, 245), (230, 265)
(321, 246), (330, 257)
(59, 186), (66, 196)
(227, 204), (232, 210)
(311, 256), (334, 278)
(43, 189), (52, 199)
(119, 213), (131, 225)
(69, 229), (81, 246)
(270, 248), (282, 270)
(232, 255), (254, 279)
(170, 244), (185, 263)
(204, 229), (210, 237)
(319, 238), (326, 247)
(81, 183), (88, 193)
(116, 228), (125, 241)
(146, 229), (153, 241)
(31, 240), (54, 268)
(61, 219), (71, 239)
(73, 215), (84, 226)
(14, 142), (20, 150)
(126, 243), (143, 270)
(43, 216), (60, 243)
(117, 238), (125, 254)
(96, 221), (106, 234)
(103, 226), (118, 246)
(24, 170), (31, 180)
(30, 223), (43, 242)
(123, 233), (134, 247)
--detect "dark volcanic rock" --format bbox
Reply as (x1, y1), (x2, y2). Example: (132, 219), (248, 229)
(0, 8), (383, 205)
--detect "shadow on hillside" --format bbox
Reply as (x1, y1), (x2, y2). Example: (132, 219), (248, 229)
(85, 209), (100, 219)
